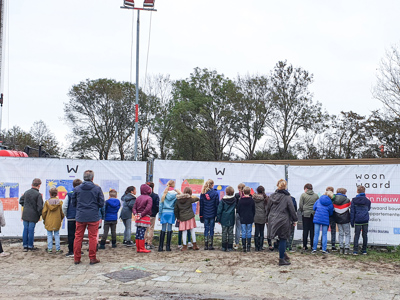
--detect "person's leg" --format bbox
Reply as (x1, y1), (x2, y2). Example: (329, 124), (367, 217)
(0, 240), (3, 253)
(344, 223), (351, 250)
(312, 223), (320, 251)
(145, 217), (156, 246)
(362, 224), (368, 252)
(241, 224), (246, 239)
(87, 221), (99, 261)
(74, 222), (86, 262)
(302, 216), (310, 249)
(191, 229), (197, 243)
(101, 222), (110, 243)
(353, 225), (361, 254)
(204, 218), (210, 249)
(182, 230), (187, 245)
(187, 230), (192, 244)
(166, 223), (173, 251)
(287, 224), (294, 251)
(178, 230), (183, 246)
(259, 223), (265, 250)
(222, 226), (228, 246)
(22, 221), (29, 249)
(28, 222), (36, 249)
(330, 219), (336, 248)
(209, 218), (216, 250)
(254, 224), (260, 250)
(337, 224), (344, 249)
(246, 224), (252, 251)
(47, 230), (53, 251)
(122, 219), (128, 242)
(228, 226), (234, 247)
(67, 220), (76, 254)
(310, 215), (315, 248)
(55, 230), (61, 251)
(322, 225), (328, 251)
(235, 213), (241, 246)
(279, 239), (287, 259)
(111, 223), (117, 247)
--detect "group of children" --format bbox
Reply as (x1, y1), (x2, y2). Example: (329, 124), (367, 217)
(301, 184), (371, 255)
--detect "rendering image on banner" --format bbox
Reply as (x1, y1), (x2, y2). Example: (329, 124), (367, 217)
(181, 178), (204, 220)
(243, 182), (260, 195)
(214, 185), (229, 200)
(101, 180), (120, 198)
(0, 182), (19, 211)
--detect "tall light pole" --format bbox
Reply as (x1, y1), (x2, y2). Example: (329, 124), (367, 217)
(121, 0), (156, 161)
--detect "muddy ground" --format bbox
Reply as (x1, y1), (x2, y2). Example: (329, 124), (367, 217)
(0, 239), (400, 300)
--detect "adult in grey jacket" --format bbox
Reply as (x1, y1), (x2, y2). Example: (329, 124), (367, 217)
(266, 179), (298, 266)
(299, 183), (319, 250)
(19, 178), (43, 251)
(72, 170), (104, 265)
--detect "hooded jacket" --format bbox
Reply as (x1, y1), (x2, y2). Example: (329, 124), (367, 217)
(159, 190), (178, 220)
(237, 196), (255, 224)
(120, 193), (136, 220)
(150, 192), (160, 217)
(63, 191), (77, 220)
(174, 193), (199, 222)
(72, 180), (105, 223)
(42, 198), (64, 231)
(313, 195), (334, 226)
(200, 189), (219, 219)
(266, 189), (298, 240)
(133, 184), (153, 217)
(333, 193), (351, 224)
(299, 189), (319, 217)
(216, 195), (236, 227)
(103, 198), (121, 222)
(19, 187), (44, 223)
(253, 193), (268, 224)
(350, 193), (371, 226)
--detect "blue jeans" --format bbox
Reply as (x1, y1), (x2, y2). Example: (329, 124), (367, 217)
(204, 218), (215, 238)
(122, 219), (132, 242)
(23, 221), (36, 248)
(313, 223), (328, 251)
(47, 230), (60, 251)
(279, 239), (287, 259)
(161, 223), (172, 232)
(241, 223), (252, 239)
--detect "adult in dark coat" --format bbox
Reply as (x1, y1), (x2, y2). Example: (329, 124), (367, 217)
(19, 178), (44, 251)
(72, 170), (105, 265)
(266, 179), (298, 266)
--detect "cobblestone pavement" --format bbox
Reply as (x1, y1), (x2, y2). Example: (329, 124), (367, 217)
(1, 241), (400, 299)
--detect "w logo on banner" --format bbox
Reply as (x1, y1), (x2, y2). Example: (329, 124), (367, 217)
(215, 168), (225, 176)
(67, 165), (79, 174)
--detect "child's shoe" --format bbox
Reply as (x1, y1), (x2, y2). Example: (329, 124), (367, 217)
(192, 242), (200, 250)
(331, 246), (337, 251)
(345, 248), (350, 255)
(362, 251), (367, 255)
(56, 250), (63, 254)
(47, 249), (53, 254)
(339, 248), (344, 255)
(126, 241), (134, 247)
(112, 240), (117, 248)
(177, 245), (183, 250)
(242, 238), (247, 253)
(311, 250), (317, 254)
(99, 241), (106, 250)
(123, 240), (127, 245)
(227, 244), (233, 252)
(284, 252), (290, 261)
(0, 252), (10, 257)
(221, 243), (227, 251)
(233, 244), (238, 250)
(322, 250), (330, 254)
(187, 242), (193, 249)
(353, 251), (358, 256)
(65, 252), (74, 257)
(181, 245), (188, 251)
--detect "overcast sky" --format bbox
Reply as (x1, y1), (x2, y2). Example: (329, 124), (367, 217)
(1, 0), (399, 149)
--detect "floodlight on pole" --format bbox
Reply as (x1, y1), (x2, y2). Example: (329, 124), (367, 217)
(121, 1), (156, 161)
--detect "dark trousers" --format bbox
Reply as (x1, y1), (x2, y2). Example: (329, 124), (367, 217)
(279, 239), (287, 259)
(67, 220), (76, 254)
(101, 221), (117, 243)
(254, 223), (264, 247)
(354, 224), (368, 252)
(302, 215), (314, 248)
(222, 226), (234, 245)
(287, 224), (295, 250)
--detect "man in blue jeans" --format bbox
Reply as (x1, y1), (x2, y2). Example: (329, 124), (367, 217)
(19, 178), (44, 252)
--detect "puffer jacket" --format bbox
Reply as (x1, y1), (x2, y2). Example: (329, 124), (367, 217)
(237, 196), (255, 224)
(266, 189), (298, 240)
(350, 193), (371, 226)
(120, 193), (136, 220)
(133, 184), (153, 217)
(174, 193), (199, 222)
(299, 190), (319, 217)
(200, 189), (219, 219)
(216, 195), (236, 227)
(313, 195), (334, 226)
(333, 193), (351, 224)
(253, 193), (268, 224)
(159, 190), (178, 219)
(104, 198), (121, 222)
(42, 198), (64, 231)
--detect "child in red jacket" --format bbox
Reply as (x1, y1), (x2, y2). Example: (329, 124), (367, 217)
(133, 184), (153, 253)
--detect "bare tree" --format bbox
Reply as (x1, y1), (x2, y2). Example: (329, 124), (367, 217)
(373, 43), (400, 117)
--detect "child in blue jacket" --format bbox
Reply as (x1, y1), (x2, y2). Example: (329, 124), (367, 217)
(312, 191), (334, 254)
(99, 189), (121, 249)
(200, 179), (219, 250)
(351, 185), (371, 255)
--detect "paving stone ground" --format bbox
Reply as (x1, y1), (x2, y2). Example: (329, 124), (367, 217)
(1, 240), (400, 299)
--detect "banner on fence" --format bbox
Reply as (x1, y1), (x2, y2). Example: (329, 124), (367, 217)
(288, 164), (400, 245)
(153, 160), (285, 233)
(0, 157), (147, 237)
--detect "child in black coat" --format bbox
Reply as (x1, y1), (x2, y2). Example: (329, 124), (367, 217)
(237, 186), (255, 253)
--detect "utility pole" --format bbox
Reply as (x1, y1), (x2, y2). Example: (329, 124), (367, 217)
(0, 0), (6, 135)
(121, 0), (157, 161)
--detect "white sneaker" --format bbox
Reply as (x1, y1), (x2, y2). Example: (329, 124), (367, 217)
(177, 245), (183, 250)
(233, 244), (238, 250)
(0, 252), (10, 257)
(188, 242), (193, 248)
